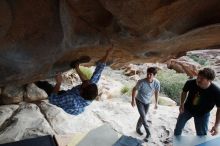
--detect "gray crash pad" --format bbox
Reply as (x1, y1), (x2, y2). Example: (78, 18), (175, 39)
(77, 124), (119, 146)
(173, 135), (220, 146)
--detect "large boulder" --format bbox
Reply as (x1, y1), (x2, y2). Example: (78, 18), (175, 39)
(0, 105), (19, 127)
(24, 83), (48, 102)
(0, 0), (220, 86)
(187, 49), (220, 79)
(1, 85), (24, 104)
(0, 99), (217, 145)
(38, 101), (103, 134)
(97, 76), (123, 100)
(167, 56), (201, 78)
(0, 103), (54, 144)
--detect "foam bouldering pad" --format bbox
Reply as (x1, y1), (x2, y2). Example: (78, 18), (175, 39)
(113, 135), (143, 146)
(196, 137), (220, 146)
(173, 135), (220, 146)
(0, 135), (57, 146)
(54, 133), (88, 146)
(76, 124), (119, 146)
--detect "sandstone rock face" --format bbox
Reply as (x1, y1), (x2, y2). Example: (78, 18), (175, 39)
(24, 83), (48, 102)
(0, 105), (19, 127)
(0, 96), (217, 145)
(122, 63), (166, 77)
(0, 103), (54, 144)
(39, 101), (103, 134)
(1, 85), (24, 104)
(167, 49), (220, 81)
(187, 49), (220, 80)
(97, 75), (124, 100)
(0, 100), (211, 146)
(0, 84), (48, 104)
(0, 0), (220, 86)
(167, 56), (201, 77)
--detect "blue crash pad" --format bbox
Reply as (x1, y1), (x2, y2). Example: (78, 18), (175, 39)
(0, 135), (57, 146)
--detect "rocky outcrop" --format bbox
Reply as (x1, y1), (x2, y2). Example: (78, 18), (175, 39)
(39, 102), (103, 134)
(0, 100), (217, 145)
(1, 0), (220, 86)
(1, 85), (24, 104)
(24, 83), (48, 102)
(0, 66), (216, 145)
(0, 105), (19, 127)
(167, 56), (201, 78)
(122, 63), (166, 78)
(187, 49), (220, 80)
(0, 103), (54, 144)
(0, 84), (48, 105)
(167, 49), (220, 81)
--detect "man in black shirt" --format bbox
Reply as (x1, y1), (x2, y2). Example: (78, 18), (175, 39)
(174, 68), (220, 136)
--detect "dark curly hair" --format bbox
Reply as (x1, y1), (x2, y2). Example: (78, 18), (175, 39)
(147, 67), (158, 75)
(198, 68), (215, 81)
(81, 83), (98, 100)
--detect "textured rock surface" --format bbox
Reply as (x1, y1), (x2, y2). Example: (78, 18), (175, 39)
(1, 0), (220, 86)
(1, 85), (24, 104)
(187, 49), (220, 80)
(0, 105), (19, 127)
(97, 75), (124, 100)
(24, 83), (48, 102)
(39, 101), (103, 134)
(0, 68), (192, 145)
(167, 56), (201, 77)
(0, 100), (217, 145)
(122, 63), (166, 77)
(0, 103), (54, 144)
(167, 49), (220, 82)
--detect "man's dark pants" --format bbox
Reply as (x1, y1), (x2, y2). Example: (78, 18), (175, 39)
(35, 81), (66, 96)
(136, 99), (150, 135)
(174, 110), (210, 136)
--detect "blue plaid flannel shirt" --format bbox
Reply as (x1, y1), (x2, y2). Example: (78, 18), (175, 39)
(48, 62), (106, 115)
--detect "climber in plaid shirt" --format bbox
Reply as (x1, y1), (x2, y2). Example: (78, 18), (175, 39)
(36, 48), (113, 115)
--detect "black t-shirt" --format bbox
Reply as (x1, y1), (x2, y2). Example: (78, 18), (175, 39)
(183, 79), (220, 116)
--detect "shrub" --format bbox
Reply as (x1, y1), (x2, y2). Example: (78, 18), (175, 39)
(156, 69), (188, 104)
(158, 96), (176, 106)
(79, 66), (93, 80)
(187, 54), (210, 66)
(121, 85), (132, 95)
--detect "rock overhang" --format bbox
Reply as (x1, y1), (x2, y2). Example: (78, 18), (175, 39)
(0, 0), (220, 86)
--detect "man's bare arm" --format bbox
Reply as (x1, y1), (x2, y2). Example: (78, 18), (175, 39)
(179, 91), (187, 113)
(211, 108), (220, 136)
(97, 47), (113, 63)
(154, 90), (159, 109)
(131, 87), (137, 107)
(53, 73), (62, 94)
(215, 108), (220, 127)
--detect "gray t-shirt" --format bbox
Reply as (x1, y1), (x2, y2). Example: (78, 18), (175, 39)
(134, 78), (160, 104)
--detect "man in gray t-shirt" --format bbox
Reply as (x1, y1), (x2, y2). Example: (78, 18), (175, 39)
(131, 67), (160, 142)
